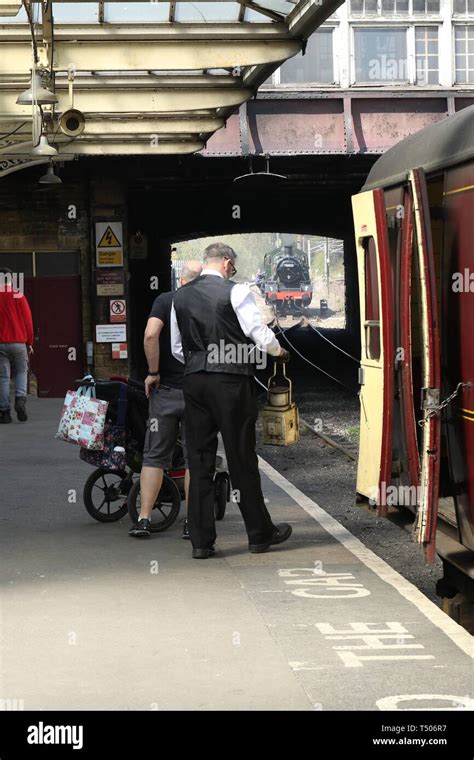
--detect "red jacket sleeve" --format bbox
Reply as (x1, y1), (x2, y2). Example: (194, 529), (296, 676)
(19, 295), (34, 346)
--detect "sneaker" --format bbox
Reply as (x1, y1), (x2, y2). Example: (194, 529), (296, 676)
(14, 397), (27, 422)
(182, 519), (191, 540)
(129, 518), (151, 538)
(0, 410), (12, 424)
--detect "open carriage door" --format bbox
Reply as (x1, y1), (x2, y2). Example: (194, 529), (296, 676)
(352, 188), (394, 516)
(409, 168), (441, 563)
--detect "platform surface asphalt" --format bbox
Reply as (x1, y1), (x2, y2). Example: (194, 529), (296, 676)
(0, 398), (472, 711)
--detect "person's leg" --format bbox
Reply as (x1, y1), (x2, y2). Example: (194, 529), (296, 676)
(0, 345), (11, 412)
(184, 469), (190, 508)
(215, 375), (275, 545)
(182, 373), (219, 550)
(130, 387), (178, 533)
(139, 466), (164, 520)
(181, 468), (191, 539)
(10, 343), (28, 400)
(10, 343), (28, 421)
(178, 395), (190, 512)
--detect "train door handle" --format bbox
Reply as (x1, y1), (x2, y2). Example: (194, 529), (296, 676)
(358, 367), (365, 386)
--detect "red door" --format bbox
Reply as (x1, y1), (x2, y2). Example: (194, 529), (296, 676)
(24, 276), (83, 398)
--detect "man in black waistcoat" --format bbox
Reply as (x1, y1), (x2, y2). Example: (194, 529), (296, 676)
(170, 242), (292, 559)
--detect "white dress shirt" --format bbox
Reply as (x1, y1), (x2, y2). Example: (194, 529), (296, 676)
(170, 269), (281, 364)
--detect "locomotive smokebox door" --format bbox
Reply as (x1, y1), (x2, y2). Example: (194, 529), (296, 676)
(261, 362), (299, 446)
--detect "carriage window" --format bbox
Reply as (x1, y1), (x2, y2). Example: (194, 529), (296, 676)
(364, 237), (381, 361)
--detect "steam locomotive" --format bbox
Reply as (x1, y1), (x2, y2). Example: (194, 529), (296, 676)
(259, 244), (313, 313)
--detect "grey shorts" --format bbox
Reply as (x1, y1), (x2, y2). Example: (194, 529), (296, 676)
(142, 385), (188, 469)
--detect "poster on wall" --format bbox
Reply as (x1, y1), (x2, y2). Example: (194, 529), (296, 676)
(96, 222), (123, 267)
(95, 324), (127, 343)
(96, 270), (124, 296)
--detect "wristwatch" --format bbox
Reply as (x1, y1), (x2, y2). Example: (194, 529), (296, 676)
(148, 371), (160, 376)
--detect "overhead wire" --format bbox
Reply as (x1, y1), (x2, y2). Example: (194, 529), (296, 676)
(293, 304), (360, 363)
(0, 122), (28, 141)
(268, 303), (359, 395)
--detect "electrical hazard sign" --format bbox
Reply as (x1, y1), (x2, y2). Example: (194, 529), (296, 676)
(96, 221), (123, 267)
(110, 299), (126, 323)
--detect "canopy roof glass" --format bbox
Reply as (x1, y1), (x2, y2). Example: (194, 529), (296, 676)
(0, 0), (343, 165)
(0, 2), (304, 25)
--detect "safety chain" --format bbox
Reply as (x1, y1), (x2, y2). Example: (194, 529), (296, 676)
(418, 382), (472, 427)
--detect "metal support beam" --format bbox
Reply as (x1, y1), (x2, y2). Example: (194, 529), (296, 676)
(343, 96), (354, 154)
(0, 23), (291, 41)
(3, 87), (253, 115)
(41, 1), (54, 71)
(1, 115), (225, 139)
(0, 1), (22, 14)
(239, 101), (249, 154)
(50, 39), (302, 72)
(1, 139), (206, 156)
(237, 1), (286, 22)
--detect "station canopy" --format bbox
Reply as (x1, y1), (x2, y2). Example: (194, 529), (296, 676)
(0, 0), (342, 163)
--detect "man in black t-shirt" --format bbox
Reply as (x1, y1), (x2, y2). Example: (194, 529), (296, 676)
(129, 260), (202, 538)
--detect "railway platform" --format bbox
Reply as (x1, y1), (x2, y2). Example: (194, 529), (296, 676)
(0, 398), (472, 712)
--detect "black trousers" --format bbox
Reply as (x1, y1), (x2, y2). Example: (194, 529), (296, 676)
(182, 371), (275, 549)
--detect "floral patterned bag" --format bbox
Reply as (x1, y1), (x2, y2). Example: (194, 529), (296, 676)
(55, 384), (108, 450)
(79, 384), (128, 469)
(79, 422), (127, 469)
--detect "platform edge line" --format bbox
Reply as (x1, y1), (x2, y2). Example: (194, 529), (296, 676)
(258, 456), (474, 658)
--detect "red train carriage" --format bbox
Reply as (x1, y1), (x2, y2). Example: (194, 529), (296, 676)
(351, 106), (474, 617)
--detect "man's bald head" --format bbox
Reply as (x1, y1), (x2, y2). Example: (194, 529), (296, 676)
(180, 260), (202, 285)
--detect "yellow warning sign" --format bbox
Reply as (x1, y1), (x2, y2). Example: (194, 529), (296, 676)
(96, 221), (123, 268)
(97, 226), (121, 248)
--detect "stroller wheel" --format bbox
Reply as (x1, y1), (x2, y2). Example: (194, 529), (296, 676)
(214, 472), (229, 521)
(127, 473), (181, 532)
(83, 468), (130, 523)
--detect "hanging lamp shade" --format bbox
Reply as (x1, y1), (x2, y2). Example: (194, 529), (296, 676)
(31, 134), (58, 156)
(233, 154), (287, 187)
(38, 162), (62, 185)
(16, 74), (58, 106)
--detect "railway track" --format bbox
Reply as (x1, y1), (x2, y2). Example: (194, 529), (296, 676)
(299, 415), (358, 461)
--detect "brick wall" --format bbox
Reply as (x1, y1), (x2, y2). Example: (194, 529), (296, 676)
(90, 178), (129, 379)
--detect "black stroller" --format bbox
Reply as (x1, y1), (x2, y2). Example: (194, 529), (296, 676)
(78, 376), (230, 532)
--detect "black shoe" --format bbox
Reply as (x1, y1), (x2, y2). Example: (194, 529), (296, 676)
(14, 397), (27, 422)
(192, 546), (215, 559)
(249, 523), (292, 554)
(0, 410), (12, 424)
(182, 519), (191, 540)
(129, 518), (151, 538)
